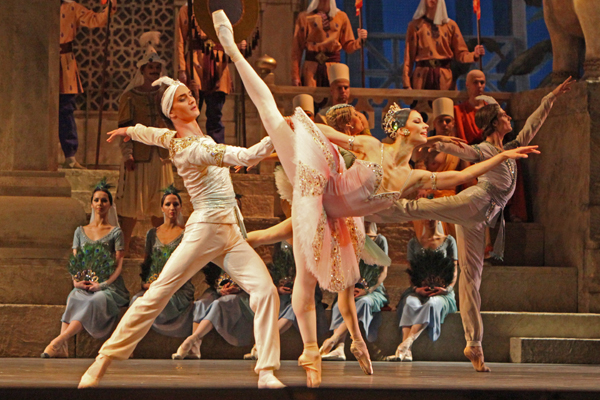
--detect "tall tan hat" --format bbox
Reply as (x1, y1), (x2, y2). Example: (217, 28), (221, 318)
(293, 94), (314, 115)
(328, 63), (350, 85)
(432, 97), (455, 120)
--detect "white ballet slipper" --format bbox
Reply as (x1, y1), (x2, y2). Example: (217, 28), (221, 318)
(258, 370), (286, 389)
(212, 10), (243, 62)
(322, 342), (346, 361)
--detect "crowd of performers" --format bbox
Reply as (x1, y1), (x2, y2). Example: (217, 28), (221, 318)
(52, 0), (575, 391)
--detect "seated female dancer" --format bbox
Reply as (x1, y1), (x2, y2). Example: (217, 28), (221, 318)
(42, 180), (128, 358)
(386, 219), (457, 362)
(363, 78), (573, 371)
(212, 9), (538, 386)
(169, 262), (223, 359)
(172, 269), (255, 359)
(320, 222), (389, 361)
(130, 185), (194, 339)
(80, 79), (283, 388)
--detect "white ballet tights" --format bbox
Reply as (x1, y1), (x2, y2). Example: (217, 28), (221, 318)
(215, 12), (367, 351)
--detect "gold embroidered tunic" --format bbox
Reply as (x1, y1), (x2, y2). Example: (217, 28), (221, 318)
(126, 125), (273, 225)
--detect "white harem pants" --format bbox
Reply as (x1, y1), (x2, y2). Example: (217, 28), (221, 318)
(98, 222), (281, 372)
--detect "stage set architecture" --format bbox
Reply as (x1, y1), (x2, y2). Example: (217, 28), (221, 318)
(2, 0), (600, 395)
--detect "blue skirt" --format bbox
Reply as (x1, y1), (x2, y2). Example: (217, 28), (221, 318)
(397, 290), (457, 342)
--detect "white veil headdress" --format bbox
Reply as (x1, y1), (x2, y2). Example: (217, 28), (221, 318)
(90, 178), (119, 227)
(90, 206), (120, 228)
(413, 0), (449, 25)
(306, 0), (339, 18)
(122, 31), (166, 97)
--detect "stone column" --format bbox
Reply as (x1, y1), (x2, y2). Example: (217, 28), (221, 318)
(0, 0), (85, 258)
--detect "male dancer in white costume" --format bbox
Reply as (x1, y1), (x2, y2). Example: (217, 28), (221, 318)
(79, 76), (284, 389)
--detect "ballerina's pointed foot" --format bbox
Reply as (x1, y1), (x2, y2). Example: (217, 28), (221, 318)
(78, 354), (112, 389)
(258, 370), (286, 389)
(464, 346), (491, 372)
(350, 339), (373, 375)
(41, 340), (68, 359)
(298, 344), (321, 388)
(212, 10), (242, 62)
(172, 336), (201, 360)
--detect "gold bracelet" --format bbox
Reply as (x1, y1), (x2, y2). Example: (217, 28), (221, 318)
(348, 136), (355, 151)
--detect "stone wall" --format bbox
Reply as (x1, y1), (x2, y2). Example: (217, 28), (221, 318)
(513, 81), (599, 312)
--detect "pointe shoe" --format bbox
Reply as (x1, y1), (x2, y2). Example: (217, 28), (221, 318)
(322, 342), (346, 361)
(243, 344), (258, 360)
(172, 336), (201, 360)
(464, 346), (491, 372)
(298, 346), (321, 388)
(78, 354), (112, 389)
(350, 339), (373, 375)
(319, 335), (339, 355)
(41, 341), (68, 358)
(212, 10), (242, 62)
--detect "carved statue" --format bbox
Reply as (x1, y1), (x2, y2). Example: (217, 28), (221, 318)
(543, 0), (600, 81)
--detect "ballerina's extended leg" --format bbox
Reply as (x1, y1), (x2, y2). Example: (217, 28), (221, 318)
(213, 10), (297, 181)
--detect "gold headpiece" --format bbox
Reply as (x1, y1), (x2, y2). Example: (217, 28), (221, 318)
(382, 103), (410, 136)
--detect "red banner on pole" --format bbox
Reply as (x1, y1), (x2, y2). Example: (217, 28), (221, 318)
(355, 0), (363, 16)
(473, 0), (481, 20)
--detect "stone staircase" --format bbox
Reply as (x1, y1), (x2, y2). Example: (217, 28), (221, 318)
(0, 168), (596, 363)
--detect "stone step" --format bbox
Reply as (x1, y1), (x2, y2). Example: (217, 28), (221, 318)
(3, 305), (600, 362)
(510, 337), (600, 364)
(491, 222), (545, 267)
(0, 258), (576, 313)
(0, 258), (211, 306)
(384, 265), (577, 313)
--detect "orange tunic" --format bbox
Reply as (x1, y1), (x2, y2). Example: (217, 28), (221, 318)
(403, 18), (476, 90)
(59, 2), (112, 94)
(454, 101), (483, 145)
(291, 10), (362, 86)
(177, 5), (232, 94)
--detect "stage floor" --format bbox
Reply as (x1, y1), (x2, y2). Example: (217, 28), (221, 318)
(1, 359), (599, 399)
